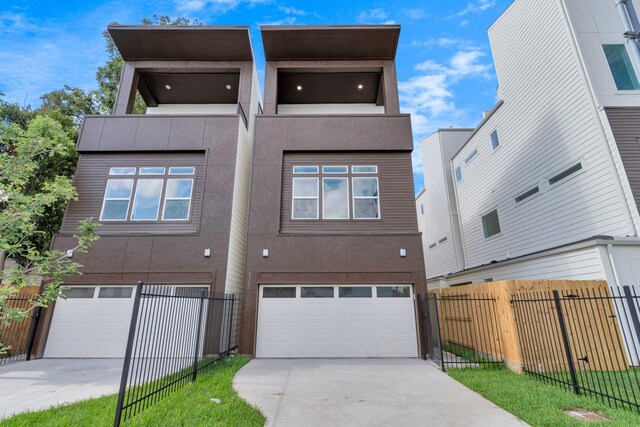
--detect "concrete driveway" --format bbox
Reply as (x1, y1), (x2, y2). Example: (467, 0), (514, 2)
(0, 359), (123, 419)
(234, 359), (526, 427)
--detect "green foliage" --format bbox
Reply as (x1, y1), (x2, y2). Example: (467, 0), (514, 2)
(0, 96), (34, 131)
(0, 356), (265, 427)
(38, 85), (100, 129)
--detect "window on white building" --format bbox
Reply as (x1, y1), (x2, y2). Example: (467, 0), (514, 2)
(482, 209), (501, 238)
(603, 45), (640, 90)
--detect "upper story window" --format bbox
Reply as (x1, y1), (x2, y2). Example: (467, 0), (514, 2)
(100, 166), (195, 222)
(455, 166), (463, 183)
(490, 130), (500, 150)
(603, 45), (640, 91)
(464, 149), (478, 165)
(481, 209), (501, 238)
(291, 165), (380, 220)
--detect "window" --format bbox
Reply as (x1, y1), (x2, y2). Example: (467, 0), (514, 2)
(339, 287), (372, 298)
(291, 164), (380, 220)
(603, 45), (640, 90)
(163, 179), (194, 220)
(428, 243), (437, 250)
(98, 287), (133, 298)
(465, 149), (478, 165)
(455, 166), (462, 183)
(515, 186), (540, 203)
(439, 236), (448, 244)
(100, 165), (196, 222)
(292, 178), (319, 219)
(420, 204), (424, 215)
(490, 130), (500, 150)
(377, 286), (410, 298)
(482, 209), (501, 238)
(549, 163), (582, 185)
(323, 178), (349, 219)
(100, 179), (134, 221)
(263, 287), (296, 298)
(63, 287), (95, 298)
(301, 287), (334, 298)
(483, 278), (494, 283)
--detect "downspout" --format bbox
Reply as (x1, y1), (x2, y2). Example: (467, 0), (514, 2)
(606, 243), (623, 287)
(615, 0), (640, 68)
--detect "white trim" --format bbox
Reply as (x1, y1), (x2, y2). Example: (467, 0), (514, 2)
(162, 178), (194, 221)
(351, 165), (378, 174)
(352, 177), (381, 220)
(293, 165), (319, 174)
(99, 179), (134, 221)
(292, 177), (319, 220)
(322, 177), (350, 220)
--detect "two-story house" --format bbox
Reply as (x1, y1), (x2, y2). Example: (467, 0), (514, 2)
(418, 0), (640, 288)
(241, 26), (426, 358)
(35, 25), (261, 358)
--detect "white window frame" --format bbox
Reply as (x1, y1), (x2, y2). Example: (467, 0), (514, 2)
(352, 177), (381, 220)
(293, 165), (319, 174)
(109, 167), (136, 175)
(130, 179), (164, 221)
(292, 177), (319, 220)
(139, 167), (166, 175)
(455, 165), (463, 183)
(168, 166), (196, 175)
(100, 179), (134, 222)
(322, 177), (350, 220)
(352, 165), (378, 174)
(490, 130), (500, 151)
(322, 165), (348, 174)
(161, 178), (194, 221)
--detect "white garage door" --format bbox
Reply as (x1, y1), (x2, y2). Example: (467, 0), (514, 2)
(45, 286), (135, 358)
(256, 285), (418, 358)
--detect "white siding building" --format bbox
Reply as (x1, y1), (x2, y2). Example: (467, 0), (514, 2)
(418, 0), (640, 289)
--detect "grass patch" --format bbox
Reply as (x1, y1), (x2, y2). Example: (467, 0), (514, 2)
(448, 367), (640, 426)
(1, 355), (265, 427)
(442, 342), (501, 364)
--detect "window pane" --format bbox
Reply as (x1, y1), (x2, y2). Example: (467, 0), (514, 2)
(131, 179), (163, 220)
(322, 166), (348, 174)
(166, 179), (193, 199)
(98, 287), (133, 298)
(293, 165), (319, 174)
(515, 186), (540, 203)
(354, 199), (379, 219)
(263, 287), (296, 298)
(353, 178), (378, 197)
(377, 286), (410, 298)
(491, 130), (500, 150)
(63, 287), (95, 298)
(163, 200), (190, 220)
(293, 199), (318, 219)
(175, 287), (208, 297)
(482, 209), (501, 238)
(140, 167), (165, 175)
(604, 45), (640, 90)
(109, 167), (136, 175)
(105, 179), (133, 199)
(339, 287), (372, 298)
(465, 149), (478, 165)
(301, 287), (334, 298)
(352, 165), (377, 173)
(293, 178), (318, 197)
(455, 166), (463, 183)
(101, 200), (130, 220)
(323, 178), (349, 219)
(549, 163), (582, 185)
(169, 167), (195, 175)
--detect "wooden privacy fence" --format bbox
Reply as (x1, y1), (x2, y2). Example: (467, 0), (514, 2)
(432, 280), (623, 373)
(0, 286), (41, 365)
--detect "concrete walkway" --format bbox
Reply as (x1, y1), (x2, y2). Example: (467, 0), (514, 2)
(234, 359), (527, 427)
(0, 359), (123, 419)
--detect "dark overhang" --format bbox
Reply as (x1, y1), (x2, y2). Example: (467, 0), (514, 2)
(108, 25), (253, 61)
(261, 25), (400, 60)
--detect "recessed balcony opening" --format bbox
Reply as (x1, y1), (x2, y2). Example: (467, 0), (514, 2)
(139, 71), (240, 115)
(276, 70), (385, 115)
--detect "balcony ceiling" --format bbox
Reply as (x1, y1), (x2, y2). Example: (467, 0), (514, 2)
(108, 25), (253, 61)
(138, 73), (240, 105)
(277, 72), (382, 104)
(261, 25), (400, 60)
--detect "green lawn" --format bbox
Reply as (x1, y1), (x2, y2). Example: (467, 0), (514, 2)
(448, 367), (640, 426)
(1, 355), (265, 427)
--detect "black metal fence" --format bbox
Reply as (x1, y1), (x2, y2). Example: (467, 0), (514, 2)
(425, 292), (504, 370)
(114, 282), (241, 426)
(0, 296), (41, 366)
(511, 286), (640, 413)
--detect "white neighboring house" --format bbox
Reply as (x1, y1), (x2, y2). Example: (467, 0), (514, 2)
(418, 0), (640, 289)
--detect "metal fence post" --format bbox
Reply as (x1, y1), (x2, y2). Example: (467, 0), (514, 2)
(192, 289), (207, 382)
(431, 293), (446, 372)
(553, 290), (580, 395)
(24, 306), (42, 361)
(114, 281), (144, 427)
(227, 294), (235, 355)
(623, 286), (640, 341)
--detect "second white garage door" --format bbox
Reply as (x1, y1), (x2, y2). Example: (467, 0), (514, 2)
(256, 284), (418, 358)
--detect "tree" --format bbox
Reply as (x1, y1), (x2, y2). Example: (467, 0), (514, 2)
(39, 85), (100, 129)
(0, 114), (98, 354)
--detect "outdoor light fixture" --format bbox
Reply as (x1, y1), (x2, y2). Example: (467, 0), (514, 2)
(66, 249), (74, 258)
(296, 85), (302, 91)
(400, 248), (407, 257)
(357, 84), (363, 89)
(165, 84), (171, 90)
(226, 84), (232, 90)
(204, 248), (211, 257)
(262, 248), (269, 258)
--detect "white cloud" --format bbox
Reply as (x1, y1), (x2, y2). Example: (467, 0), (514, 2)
(174, 0), (270, 13)
(452, 0), (495, 17)
(401, 8), (427, 20)
(279, 6), (306, 15)
(261, 16), (298, 25)
(357, 8), (392, 23)
(0, 12), (36, 34)
(411, 38), (468, 49)
(460, 19), (469, 26)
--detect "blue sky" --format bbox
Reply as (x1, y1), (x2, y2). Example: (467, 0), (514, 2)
(0, 0), (511, 190)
